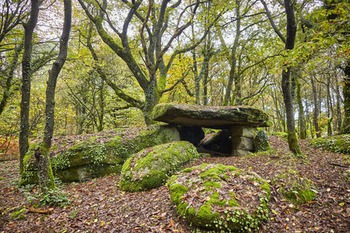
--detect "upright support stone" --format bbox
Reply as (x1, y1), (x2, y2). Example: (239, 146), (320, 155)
(231, 126), (256, 156)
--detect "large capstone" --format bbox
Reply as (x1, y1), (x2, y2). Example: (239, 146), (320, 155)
(152, 103), (270, 128)
(119, 141), (202, 192)
(167, 163), (271, 232)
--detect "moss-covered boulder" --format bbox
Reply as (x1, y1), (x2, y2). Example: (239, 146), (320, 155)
(167, 163), (270, 232)
(253, 130), (270, 152)
(20, 125), (180, 185)
(119, 141), (201, 192)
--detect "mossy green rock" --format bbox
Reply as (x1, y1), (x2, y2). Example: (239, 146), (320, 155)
(20, 125), (180, 184)
(119, 141), (201, 192)
(253, 130), (270, 152)
(167, 163), (270, 232)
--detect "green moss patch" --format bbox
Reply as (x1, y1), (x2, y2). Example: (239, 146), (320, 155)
(310, 134), (350, 155)
(119, 141), (202, 192)
(167, 163), (270, 232)
(273, 169), (317, 204)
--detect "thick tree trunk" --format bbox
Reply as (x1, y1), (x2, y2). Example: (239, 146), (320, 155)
(282, 0), (302, 156)
(20, 0), (39, 173)
(143, 77), (160, 125)
(341, 60), (350, 134)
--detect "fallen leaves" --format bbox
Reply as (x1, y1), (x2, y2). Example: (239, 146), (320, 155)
(0, 135), (349, 232)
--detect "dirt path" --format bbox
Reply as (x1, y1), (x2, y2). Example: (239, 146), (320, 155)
(1, 136), (349, 232)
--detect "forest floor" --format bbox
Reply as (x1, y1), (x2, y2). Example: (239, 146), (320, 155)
(0, 136), (349, 232)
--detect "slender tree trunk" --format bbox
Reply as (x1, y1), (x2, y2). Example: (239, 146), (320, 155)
(97, 80), (105, 132)
(296, 77), (306, 139)
(43, 0), (71, 149)
(281, 0), (302, 155)
(37, 0), (71, 192)
(335, 75), (342, 132)
(20, 0), (39, 173)
(341, 60), (350, 134)
(311, 76), (321, 138)
(223, 1), (240, 106)
(0, 42), (23, 116)
(326, 74), (333, 136)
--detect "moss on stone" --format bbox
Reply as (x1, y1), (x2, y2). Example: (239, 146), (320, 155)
(119, 141), (201, 192)
(19, 144), (55, 190)
(167, 163), (270, 232)
(21, 125), (180, 184)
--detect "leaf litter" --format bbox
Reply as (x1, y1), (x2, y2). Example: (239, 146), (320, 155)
(0, 136), (349, 232)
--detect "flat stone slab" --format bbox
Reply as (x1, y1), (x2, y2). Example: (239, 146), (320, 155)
(152, 103), (270, 128)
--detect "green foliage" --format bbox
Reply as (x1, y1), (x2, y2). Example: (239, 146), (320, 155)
(19, 183), (70, 208)
(39, 188), (70, 207)
(271, 131), (288, 139)
(310, 134), (350, 155)
(273, 169), (317, 204)
(9, 207), (27, 220)
(167, 163), (270, 232)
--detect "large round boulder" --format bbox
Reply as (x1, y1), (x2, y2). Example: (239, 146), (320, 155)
(119, 141), (201, 192)
(167, 163), (270, 232)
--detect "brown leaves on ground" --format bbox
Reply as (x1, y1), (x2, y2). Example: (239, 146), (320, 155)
(1, 136), (349, 232)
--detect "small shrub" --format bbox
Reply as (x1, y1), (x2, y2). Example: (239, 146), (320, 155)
(310, 134), (350, 155)
(39, 188), (70, 207)
(273, 169), (317, 204)
(9, 207), (27, 220)
(272, 132), (288, 139)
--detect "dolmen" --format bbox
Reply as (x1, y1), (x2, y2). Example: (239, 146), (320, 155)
(152, 103), (270, 156)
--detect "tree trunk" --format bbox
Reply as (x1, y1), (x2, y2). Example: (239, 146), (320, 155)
(282, 0), (302, 156)
(335, 74), (342, 132)
(341, 60), (350, 134)
(311, 76), (321, 138)
(20, 0), (39, 173)
(143, 77), (159, 125)
(296, 76), (306, 139)
(223, 1), (240, 106)
(326, 74), (333, 136)
(0, 42), (23, 116)
(43, 0), (71, 149)
(38, 0), (71, 192)
(97, 80), (105, 132)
